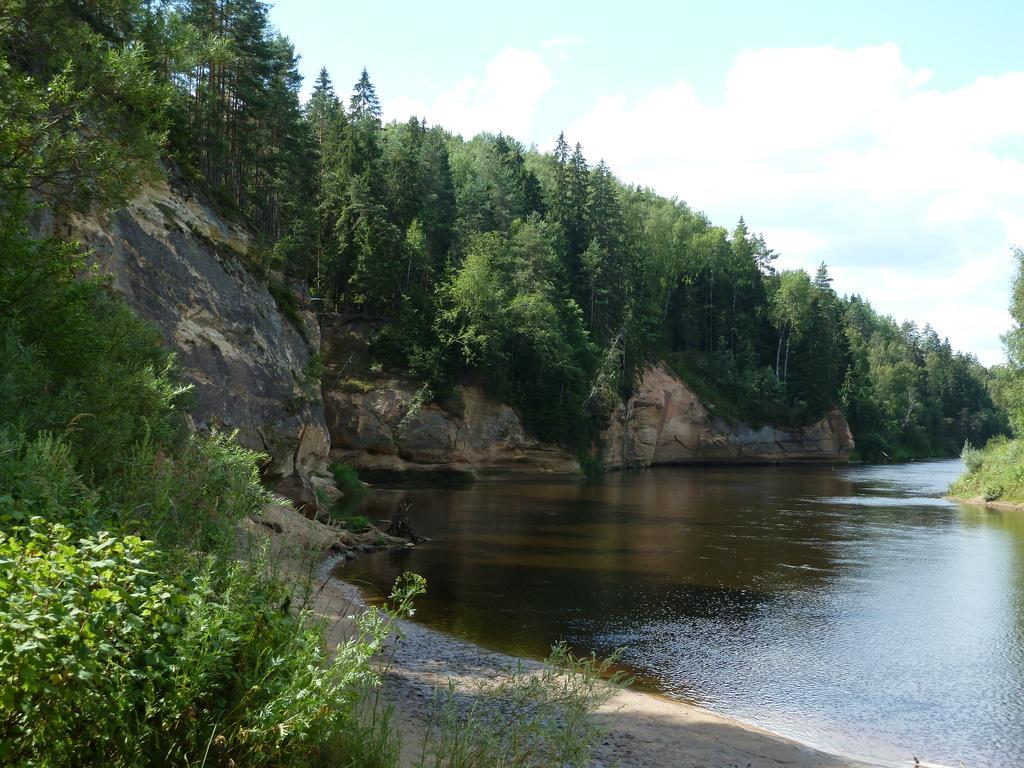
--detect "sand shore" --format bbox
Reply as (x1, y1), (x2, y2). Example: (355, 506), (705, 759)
(312, 566), (886, 768)
(244, 505), (890, 768)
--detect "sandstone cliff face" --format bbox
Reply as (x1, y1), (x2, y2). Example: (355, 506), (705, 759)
(600, 364), (854, 469)
(61, 185), (851, 488)
(320, 320), (853, 474)
(68, 180), (330, 500)
(321, 316), (578, 474)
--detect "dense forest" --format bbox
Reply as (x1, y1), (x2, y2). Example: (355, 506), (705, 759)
(74, 0), (997, 461)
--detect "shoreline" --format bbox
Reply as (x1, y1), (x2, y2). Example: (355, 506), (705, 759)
(947, 494), (1024, 512)
(312, 557), (892, 768)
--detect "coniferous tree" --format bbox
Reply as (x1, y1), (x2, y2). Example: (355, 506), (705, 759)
(350, 67), (381, 121)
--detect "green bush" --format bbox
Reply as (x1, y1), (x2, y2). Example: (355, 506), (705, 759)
(961, 440), (985, 474)
(950, 436), (1024, 504)
(0, 519), (183, 766)
(0, 516), (426, 767)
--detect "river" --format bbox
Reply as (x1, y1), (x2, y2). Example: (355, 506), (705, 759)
(335, 460), (1024, 767)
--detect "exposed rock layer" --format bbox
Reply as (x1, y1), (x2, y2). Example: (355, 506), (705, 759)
(321, 318), (853, 474)
(601, 364), (854, 469)
(68, 180), (330, 500)
(321, 315), (578, 475)
(63, 186), (851, 486)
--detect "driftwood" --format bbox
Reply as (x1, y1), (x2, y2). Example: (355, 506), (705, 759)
(387, 499), (423, 543)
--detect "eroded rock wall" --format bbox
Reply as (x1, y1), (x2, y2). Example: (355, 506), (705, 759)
(600, 364), (854, 469)
(321, 315), (578, 474)
(67, 180), (330, 502)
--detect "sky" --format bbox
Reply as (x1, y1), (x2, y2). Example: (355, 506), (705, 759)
(268, 0), (1024, 365)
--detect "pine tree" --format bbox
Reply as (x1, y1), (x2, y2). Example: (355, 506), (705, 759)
(552, 131), (570, 227)
(350, 67), (381, 121)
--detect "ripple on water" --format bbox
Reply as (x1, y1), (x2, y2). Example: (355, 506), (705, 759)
(339, 459), (1024, 768)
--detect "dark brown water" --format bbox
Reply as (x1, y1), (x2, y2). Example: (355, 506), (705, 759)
(336, 460), (1024, 767)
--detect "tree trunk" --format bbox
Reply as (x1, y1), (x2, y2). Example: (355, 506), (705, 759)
(784, 330), (792, 383)
(775, 324), (785, 379)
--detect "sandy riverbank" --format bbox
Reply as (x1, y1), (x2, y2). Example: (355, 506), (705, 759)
(244, 504), (889, 768)
(312, 568), (885, 767)
(947, 494), (1024, 512)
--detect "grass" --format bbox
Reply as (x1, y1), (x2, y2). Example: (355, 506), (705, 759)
(950, 436), (1024, 504)
(412, 643), (628, 768)
(338, 377), (377, 394)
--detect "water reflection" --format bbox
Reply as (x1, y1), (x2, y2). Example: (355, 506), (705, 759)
(337, 461), (1024, 767)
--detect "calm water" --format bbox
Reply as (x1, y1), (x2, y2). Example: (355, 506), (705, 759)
(337, 461), (1024, 767)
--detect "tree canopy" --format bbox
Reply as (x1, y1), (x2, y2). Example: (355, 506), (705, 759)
(3, 0), (1003, 460)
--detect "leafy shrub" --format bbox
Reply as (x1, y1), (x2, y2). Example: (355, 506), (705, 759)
(330, 461), (366, 497)
(982, 485), (1004, 502)
(0, 519), (183, 766)
(950, 435), (1024, 504)
(0, 512), (427, 768)
(961, 440), (984, 474)
(0, 237), (185, 486)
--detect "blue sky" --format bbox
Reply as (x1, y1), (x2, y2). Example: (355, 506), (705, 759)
(269, 0), (1024, 364)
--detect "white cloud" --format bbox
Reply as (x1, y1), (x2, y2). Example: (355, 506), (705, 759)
(383, 48), (554, 141)
(568, 44), (1024, 364)
(758, 227), (827, 258)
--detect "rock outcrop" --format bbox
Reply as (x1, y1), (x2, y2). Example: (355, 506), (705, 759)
(600, 363), (854, 469)
(58, 185), (852, 489)
(67, 179), (330, 504)
(321, 315), (578, 475)
(320, 319), (853, 475)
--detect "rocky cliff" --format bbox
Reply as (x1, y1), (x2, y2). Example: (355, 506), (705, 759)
(601, 364), (854, 469)
(66, 179), (330, 505)
(60, 185), (851, 488)
(321, 316), (578, 475)
(320, 318), (853, 474)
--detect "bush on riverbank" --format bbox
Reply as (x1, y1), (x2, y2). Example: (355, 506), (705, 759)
(950, 437), (1024, 504)
(0, 222), (413, 765)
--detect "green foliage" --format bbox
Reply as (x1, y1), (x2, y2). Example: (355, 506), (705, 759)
(998, 247), (1024, 435)
(295, 87), (1002, 457)
(665, 350), (790, 426)
(951, 248), (1024, 502)
(842, 298), (1008, 460)
(950, 436), (1024, 504)
(268, 278), (306, 337)
(0, 519), (181, 766)
(331, 462), (365, 496)
(1, 157), (185, 480)
(0, 1), (167, 210)
(961, 440), (984, 474)
(325, 462), (370, 523)
(0, 511), (426, 767)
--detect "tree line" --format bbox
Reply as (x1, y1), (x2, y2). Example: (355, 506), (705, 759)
(10, 0), (1004, 460)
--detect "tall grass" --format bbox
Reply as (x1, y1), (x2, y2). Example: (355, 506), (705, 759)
(413, 644), (627, 768)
